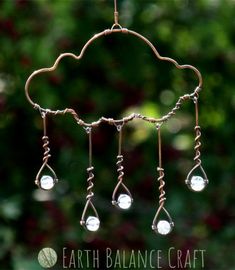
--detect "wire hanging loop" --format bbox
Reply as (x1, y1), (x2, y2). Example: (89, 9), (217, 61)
(111, 0), (122, 30)
(80, 127), (100, 231)
(152, 125), (174, 235)
(112, 123), (133, 209)
(185, 98), (208, 192)
(35, 112), (58, 190)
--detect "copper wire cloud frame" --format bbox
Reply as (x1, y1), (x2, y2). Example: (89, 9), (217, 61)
(25, 1), (207, 235)
(25, 26), (202, 125)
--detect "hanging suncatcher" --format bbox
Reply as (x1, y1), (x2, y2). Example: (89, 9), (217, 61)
(25, 0), (209, 235)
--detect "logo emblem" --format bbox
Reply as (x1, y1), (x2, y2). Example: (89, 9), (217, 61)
(38, 247), (57, 268)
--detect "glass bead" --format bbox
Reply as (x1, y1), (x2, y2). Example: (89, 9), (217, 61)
(117, 194), (132, 209)
(157, 220), (172, 235)
(40, 175), (54, 190)
(85, 216), (100, 232)
(190, 175), (206, 192)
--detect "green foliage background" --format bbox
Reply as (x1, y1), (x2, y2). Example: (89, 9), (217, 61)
(0, 0), (235, 269)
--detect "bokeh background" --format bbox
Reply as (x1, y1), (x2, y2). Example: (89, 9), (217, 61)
(1, 0), (235, 269)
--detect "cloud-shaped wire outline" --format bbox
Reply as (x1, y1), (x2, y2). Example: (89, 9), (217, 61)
(25, 27), (203, 126)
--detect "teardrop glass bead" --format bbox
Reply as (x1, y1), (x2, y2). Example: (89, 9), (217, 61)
(117, 194), (132, 210)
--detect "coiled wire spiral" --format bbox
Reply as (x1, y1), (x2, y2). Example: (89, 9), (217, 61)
(194, 125), (202, 165)
(86, 166), (95, 201)
(117, 155), (124, 182)
(157, 167), (166, 208)
(42, 135), (51, 164)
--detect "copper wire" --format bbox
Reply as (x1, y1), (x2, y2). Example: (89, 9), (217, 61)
(86, 166), (94, 201)
(42, 116), (51, 164)
(26, 0), (205, 230)
(35, 113), (58, 187)
(112, 125), (132, 205)
(25, 0), (202, 128)
(80, 127), (99, 227)
(114, 0), (119, 25)
(185, 97), (208, 187)
(25, 29), (203, 126)
(194, 98), (201, 165)
(152, 125), (173, 232)
(157, 126), (166, 208)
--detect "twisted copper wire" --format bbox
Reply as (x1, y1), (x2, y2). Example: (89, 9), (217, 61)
(34, 114), (58, 187)
(42, 135), (51, 164)
(117, 155), (124, 183)
(112, 154), (126, 202)
(112, 153), (132, 204)
(31, 91), (199, 130)
(80, 127), (100, 227)
(194, 126), (202, 165)
(152, 125), (174, 233)
(86, 166), (95, 201)
(157, 167), (166, 208)
(80, 165), (99, 226)
(185, 96), (209, 190)
(25, 0), (205, 233)
(152, 166), (173, 232)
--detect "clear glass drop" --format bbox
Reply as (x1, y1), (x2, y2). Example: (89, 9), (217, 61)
(117, 194), (132, 210)
(157, 220), (172, 235)
(186, 165), (208, 192)
(189, 175), (206, 192)
(40, 175), (55, 190)
(85, 216), (100, 232)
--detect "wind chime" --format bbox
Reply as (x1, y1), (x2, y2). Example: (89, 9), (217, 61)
(25, 1), (208, 235)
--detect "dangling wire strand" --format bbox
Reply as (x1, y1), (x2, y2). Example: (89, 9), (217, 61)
(112, 124), (132, 207)
(111, 0), (122, 30)
(42, 113), (51, 165)
(116, 125), (124, 189)
(35, 112), (58, 189)
(185, 93), (208, 192)
(86, 127), (94, 202)
(80, 127), (99, 228)
(152, 124), (173, 233)
(193, 96), (202, 166)
(156, 125), (166, 210)
(114, 0), (119, 25)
